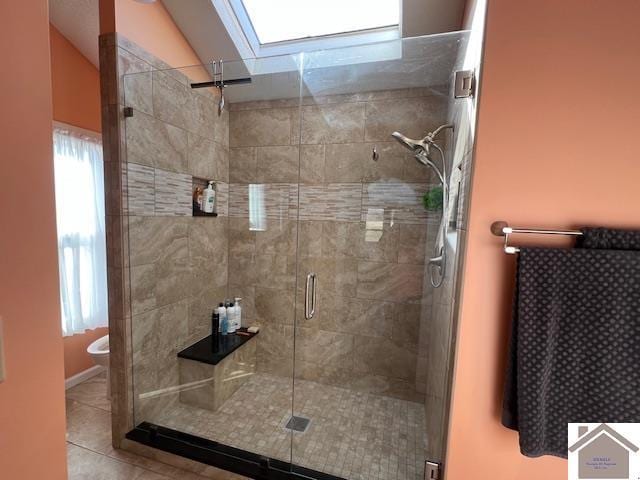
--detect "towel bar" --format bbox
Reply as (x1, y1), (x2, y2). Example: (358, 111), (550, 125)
(491, 221), (583, 254)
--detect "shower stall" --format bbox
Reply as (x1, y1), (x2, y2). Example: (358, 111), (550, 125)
(102, 18), (484, 480)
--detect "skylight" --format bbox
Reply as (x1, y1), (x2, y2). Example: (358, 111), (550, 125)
(214, 0), (401, 59)
(239, 0), (400, 45)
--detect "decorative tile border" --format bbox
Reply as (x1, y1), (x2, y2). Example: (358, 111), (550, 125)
(126, 163), (232, 217)
(227, 182), (432, 224)
(298, 184), (362, 222)
(228, 183), (299, 220)
(361, 183), (430, 224)
(215, 181), (229, 217)
(124, 163), (154, 216)
(155, 168), (192, 216)
(330, 183), (362, 222)
(298, 185), (331, 221)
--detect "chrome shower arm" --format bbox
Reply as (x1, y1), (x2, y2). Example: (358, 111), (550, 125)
(429, 123), (454, 140)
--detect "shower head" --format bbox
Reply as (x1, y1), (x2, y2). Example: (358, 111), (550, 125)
(391, 131), (435, 172)
(392, 124), (453, 155)
(391, 132), (430, 156)
(391, 124), (454, 167)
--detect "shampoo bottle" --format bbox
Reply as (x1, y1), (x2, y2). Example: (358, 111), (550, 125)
(218, 302), (228, 335)
(227, 303), (237, 333)
(234, 297), (242, 329)
(202, 181), (216, 213)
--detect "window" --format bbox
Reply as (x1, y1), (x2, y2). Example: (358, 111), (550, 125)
(214, 0), (401, 58)
(241, 0), (399, 44)
(53, 124), (108, 336)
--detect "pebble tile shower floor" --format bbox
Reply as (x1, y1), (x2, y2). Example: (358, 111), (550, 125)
(161, 374), (427, 480)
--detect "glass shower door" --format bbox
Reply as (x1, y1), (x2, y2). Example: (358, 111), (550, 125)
(121, 28), (480, 480)
(290, 33), (470, 480)
(222, 56), (304, 465)
(123, 55), (304, 469)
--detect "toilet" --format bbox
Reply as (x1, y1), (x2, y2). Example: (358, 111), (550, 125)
(87, 334), (110, 397)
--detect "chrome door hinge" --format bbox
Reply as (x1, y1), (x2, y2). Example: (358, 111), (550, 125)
(454, 70), (475, 98)
(425, 461), (441, 480)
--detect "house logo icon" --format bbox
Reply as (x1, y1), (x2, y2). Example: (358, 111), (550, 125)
(569, 424), (639, 479)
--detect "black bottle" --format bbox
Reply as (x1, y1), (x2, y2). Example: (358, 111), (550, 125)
(211, 310), (220, 351)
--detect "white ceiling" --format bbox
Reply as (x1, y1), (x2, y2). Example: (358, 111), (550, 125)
(402, 0), (467, 37)
(49, 0), (100, 67)
(162, 0), (242, 63)
(47, 0), (466, 71)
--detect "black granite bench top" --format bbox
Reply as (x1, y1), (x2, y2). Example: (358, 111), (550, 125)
(177, 328), (258, 366)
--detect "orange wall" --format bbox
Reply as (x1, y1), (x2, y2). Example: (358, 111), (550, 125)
(50, 24), (102, 132)
(101, 0), (201, 68)
(49, 24), (109, 379)
(0, 2), (68, 479)
(447, 1), (640, 479)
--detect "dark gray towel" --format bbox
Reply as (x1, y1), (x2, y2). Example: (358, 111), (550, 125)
(576, 227), (640, 250)
(502, 247), (640, 458)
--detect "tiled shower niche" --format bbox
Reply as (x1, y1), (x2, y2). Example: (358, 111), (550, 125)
(102, 29), (476, 480)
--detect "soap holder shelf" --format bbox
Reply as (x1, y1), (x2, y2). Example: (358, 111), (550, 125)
(192, 176), (219, 218)
(178, 328), (258, 366)
(192, 208), (218, 217)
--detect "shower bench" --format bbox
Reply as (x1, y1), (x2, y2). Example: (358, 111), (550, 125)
(177, 329), (258, 412)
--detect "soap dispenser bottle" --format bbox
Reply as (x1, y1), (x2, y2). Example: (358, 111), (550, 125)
(202, 181), (216, 213)
(234, 297), (242, 329)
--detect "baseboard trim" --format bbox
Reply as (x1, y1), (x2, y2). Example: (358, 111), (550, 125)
(65, 365), (104, 390)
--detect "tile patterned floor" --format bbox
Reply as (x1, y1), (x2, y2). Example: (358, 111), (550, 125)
(67, 372), (427, 479)
(160, 374), (427, 480)
(66, 372), (239, 480)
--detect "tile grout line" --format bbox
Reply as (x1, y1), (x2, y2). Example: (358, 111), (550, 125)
(67, 442), (172, 480)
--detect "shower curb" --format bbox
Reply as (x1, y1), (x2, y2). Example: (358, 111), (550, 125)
(126, 422), (345, 480)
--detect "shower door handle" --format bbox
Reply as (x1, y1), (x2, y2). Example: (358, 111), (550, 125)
(305, 273), (317, 320)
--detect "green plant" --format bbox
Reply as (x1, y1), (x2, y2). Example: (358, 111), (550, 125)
(423, 186), (443, 211)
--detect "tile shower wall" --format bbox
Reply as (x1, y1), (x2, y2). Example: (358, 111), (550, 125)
(111, 37), (231, 424)
(103, 34), (467, 476)
(107, 31), (451, 427)
(228, 89), (448, 402)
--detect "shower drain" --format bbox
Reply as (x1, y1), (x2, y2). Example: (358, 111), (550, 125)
(285, 415), (311, 433)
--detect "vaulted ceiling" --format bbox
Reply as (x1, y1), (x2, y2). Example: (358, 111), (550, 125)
(48, 0), (466, 69)
(49, 0), (100, 66)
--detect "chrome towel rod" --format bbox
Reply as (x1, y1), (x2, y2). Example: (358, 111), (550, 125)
(491, 220), (583, 254)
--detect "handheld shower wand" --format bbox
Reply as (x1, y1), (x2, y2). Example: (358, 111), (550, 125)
(391, 124), (453, 287)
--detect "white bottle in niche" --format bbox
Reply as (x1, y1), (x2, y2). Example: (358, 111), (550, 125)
(202, 181), (216, 213)
(227, 302), (237, 333)
(234, 297), (242, 329)
(217, 303), (227, 335)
